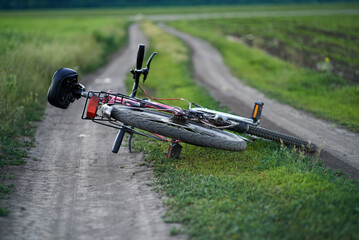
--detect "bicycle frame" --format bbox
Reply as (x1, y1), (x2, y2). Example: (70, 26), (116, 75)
(78, 80), (260, 147)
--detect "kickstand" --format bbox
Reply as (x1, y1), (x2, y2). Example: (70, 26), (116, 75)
(128, 131), (134, 153)
(167, 143), (182, 159)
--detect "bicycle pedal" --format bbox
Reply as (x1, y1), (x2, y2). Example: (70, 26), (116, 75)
(251, 100), (264, 123)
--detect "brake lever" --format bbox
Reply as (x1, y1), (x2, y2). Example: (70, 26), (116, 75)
(130, 52), (157, 81)
(143, 52), (157, 82)
(146, 52), (157, 70)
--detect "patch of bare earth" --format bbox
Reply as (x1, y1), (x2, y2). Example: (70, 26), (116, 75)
(227, 30), (359, 83)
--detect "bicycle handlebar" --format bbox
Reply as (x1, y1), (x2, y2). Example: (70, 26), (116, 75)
(113, 44), (147, 153)
(136, 44), (145, 70)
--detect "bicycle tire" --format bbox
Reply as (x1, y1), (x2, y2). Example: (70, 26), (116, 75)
(110, 106), (246, 151)
(247, 125), (317, 152)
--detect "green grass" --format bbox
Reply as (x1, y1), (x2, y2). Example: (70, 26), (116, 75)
(167, 10), (359, 131)
(0, 182), (14, 216)
(0, 16), (128, 164)
(0, 207), (10, 217)
(1, 2), (358, 18)
(1, 3), (358, 235)
(0, 183), (14, 199)
(137, 22), (220, 110)
(192, 15), (359, 75)
(130, 21), (359, 240)
(0, 13), (129, 215)
(146, 142), (359, 240)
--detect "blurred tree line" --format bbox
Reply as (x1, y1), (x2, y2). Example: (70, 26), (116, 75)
(0, 0), (355, 9)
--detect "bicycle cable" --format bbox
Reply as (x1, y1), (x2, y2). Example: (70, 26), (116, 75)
(141, 81), (191, 105)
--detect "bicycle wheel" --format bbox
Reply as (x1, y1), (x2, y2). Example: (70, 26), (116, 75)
(247, 125), (317, 152)
(110, 106), (246, 151)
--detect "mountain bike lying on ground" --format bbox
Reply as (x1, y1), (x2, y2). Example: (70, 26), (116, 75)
(48, 44), (317, 158)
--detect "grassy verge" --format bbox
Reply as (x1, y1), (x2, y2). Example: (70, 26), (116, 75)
(167, 10), (359, 131)
(188, 15), (359, 82)
(128, 21), (359, 239)
(0, 14), (128, 215)
(1, 2), (358, 18)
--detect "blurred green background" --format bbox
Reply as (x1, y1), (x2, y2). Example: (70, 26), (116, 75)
(1, 1), (359, 239)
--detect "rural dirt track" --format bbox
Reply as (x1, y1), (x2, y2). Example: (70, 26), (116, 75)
(1, 11), (359, 240)
(139, 8), (359, 21)
(0, 24), (182, 240)
(160, 24), (359, 178)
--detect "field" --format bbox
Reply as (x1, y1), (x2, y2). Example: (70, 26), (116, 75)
(168, 13), (359, 131)
(190, 16), (359, 81)
(129, 21), (359, 239)
(1, 2), (359, 238)
(1, 2), (357, 17)
(0, 15), (128, 215)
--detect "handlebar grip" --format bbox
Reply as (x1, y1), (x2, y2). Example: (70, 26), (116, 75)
(136, 44), (145, 70)
(112, 128), (126, 153)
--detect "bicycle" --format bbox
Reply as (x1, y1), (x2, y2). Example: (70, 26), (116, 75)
(47, 44), (317, 158)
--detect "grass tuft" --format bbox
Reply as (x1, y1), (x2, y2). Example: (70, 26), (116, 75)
(0, 207), (10, 217)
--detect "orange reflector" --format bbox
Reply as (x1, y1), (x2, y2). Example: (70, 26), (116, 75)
(87, 96), (99, 119)
(253, 105), (259, 118)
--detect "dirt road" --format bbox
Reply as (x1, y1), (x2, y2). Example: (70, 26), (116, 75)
(135, 8), (359, 21)
(1, 15), (358, 240)
(0, 24), (181, 240)
(160, 24), (359, 178)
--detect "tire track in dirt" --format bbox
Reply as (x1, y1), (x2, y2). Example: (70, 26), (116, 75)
(0, 24), (182, 240)
(160, 24), (359, 178)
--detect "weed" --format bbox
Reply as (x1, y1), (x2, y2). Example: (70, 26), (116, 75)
(170, 227), (183, 236)
(0, 183), (15, 199)
(0, 174), (15, 180)
(0, 207), (10, 217)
